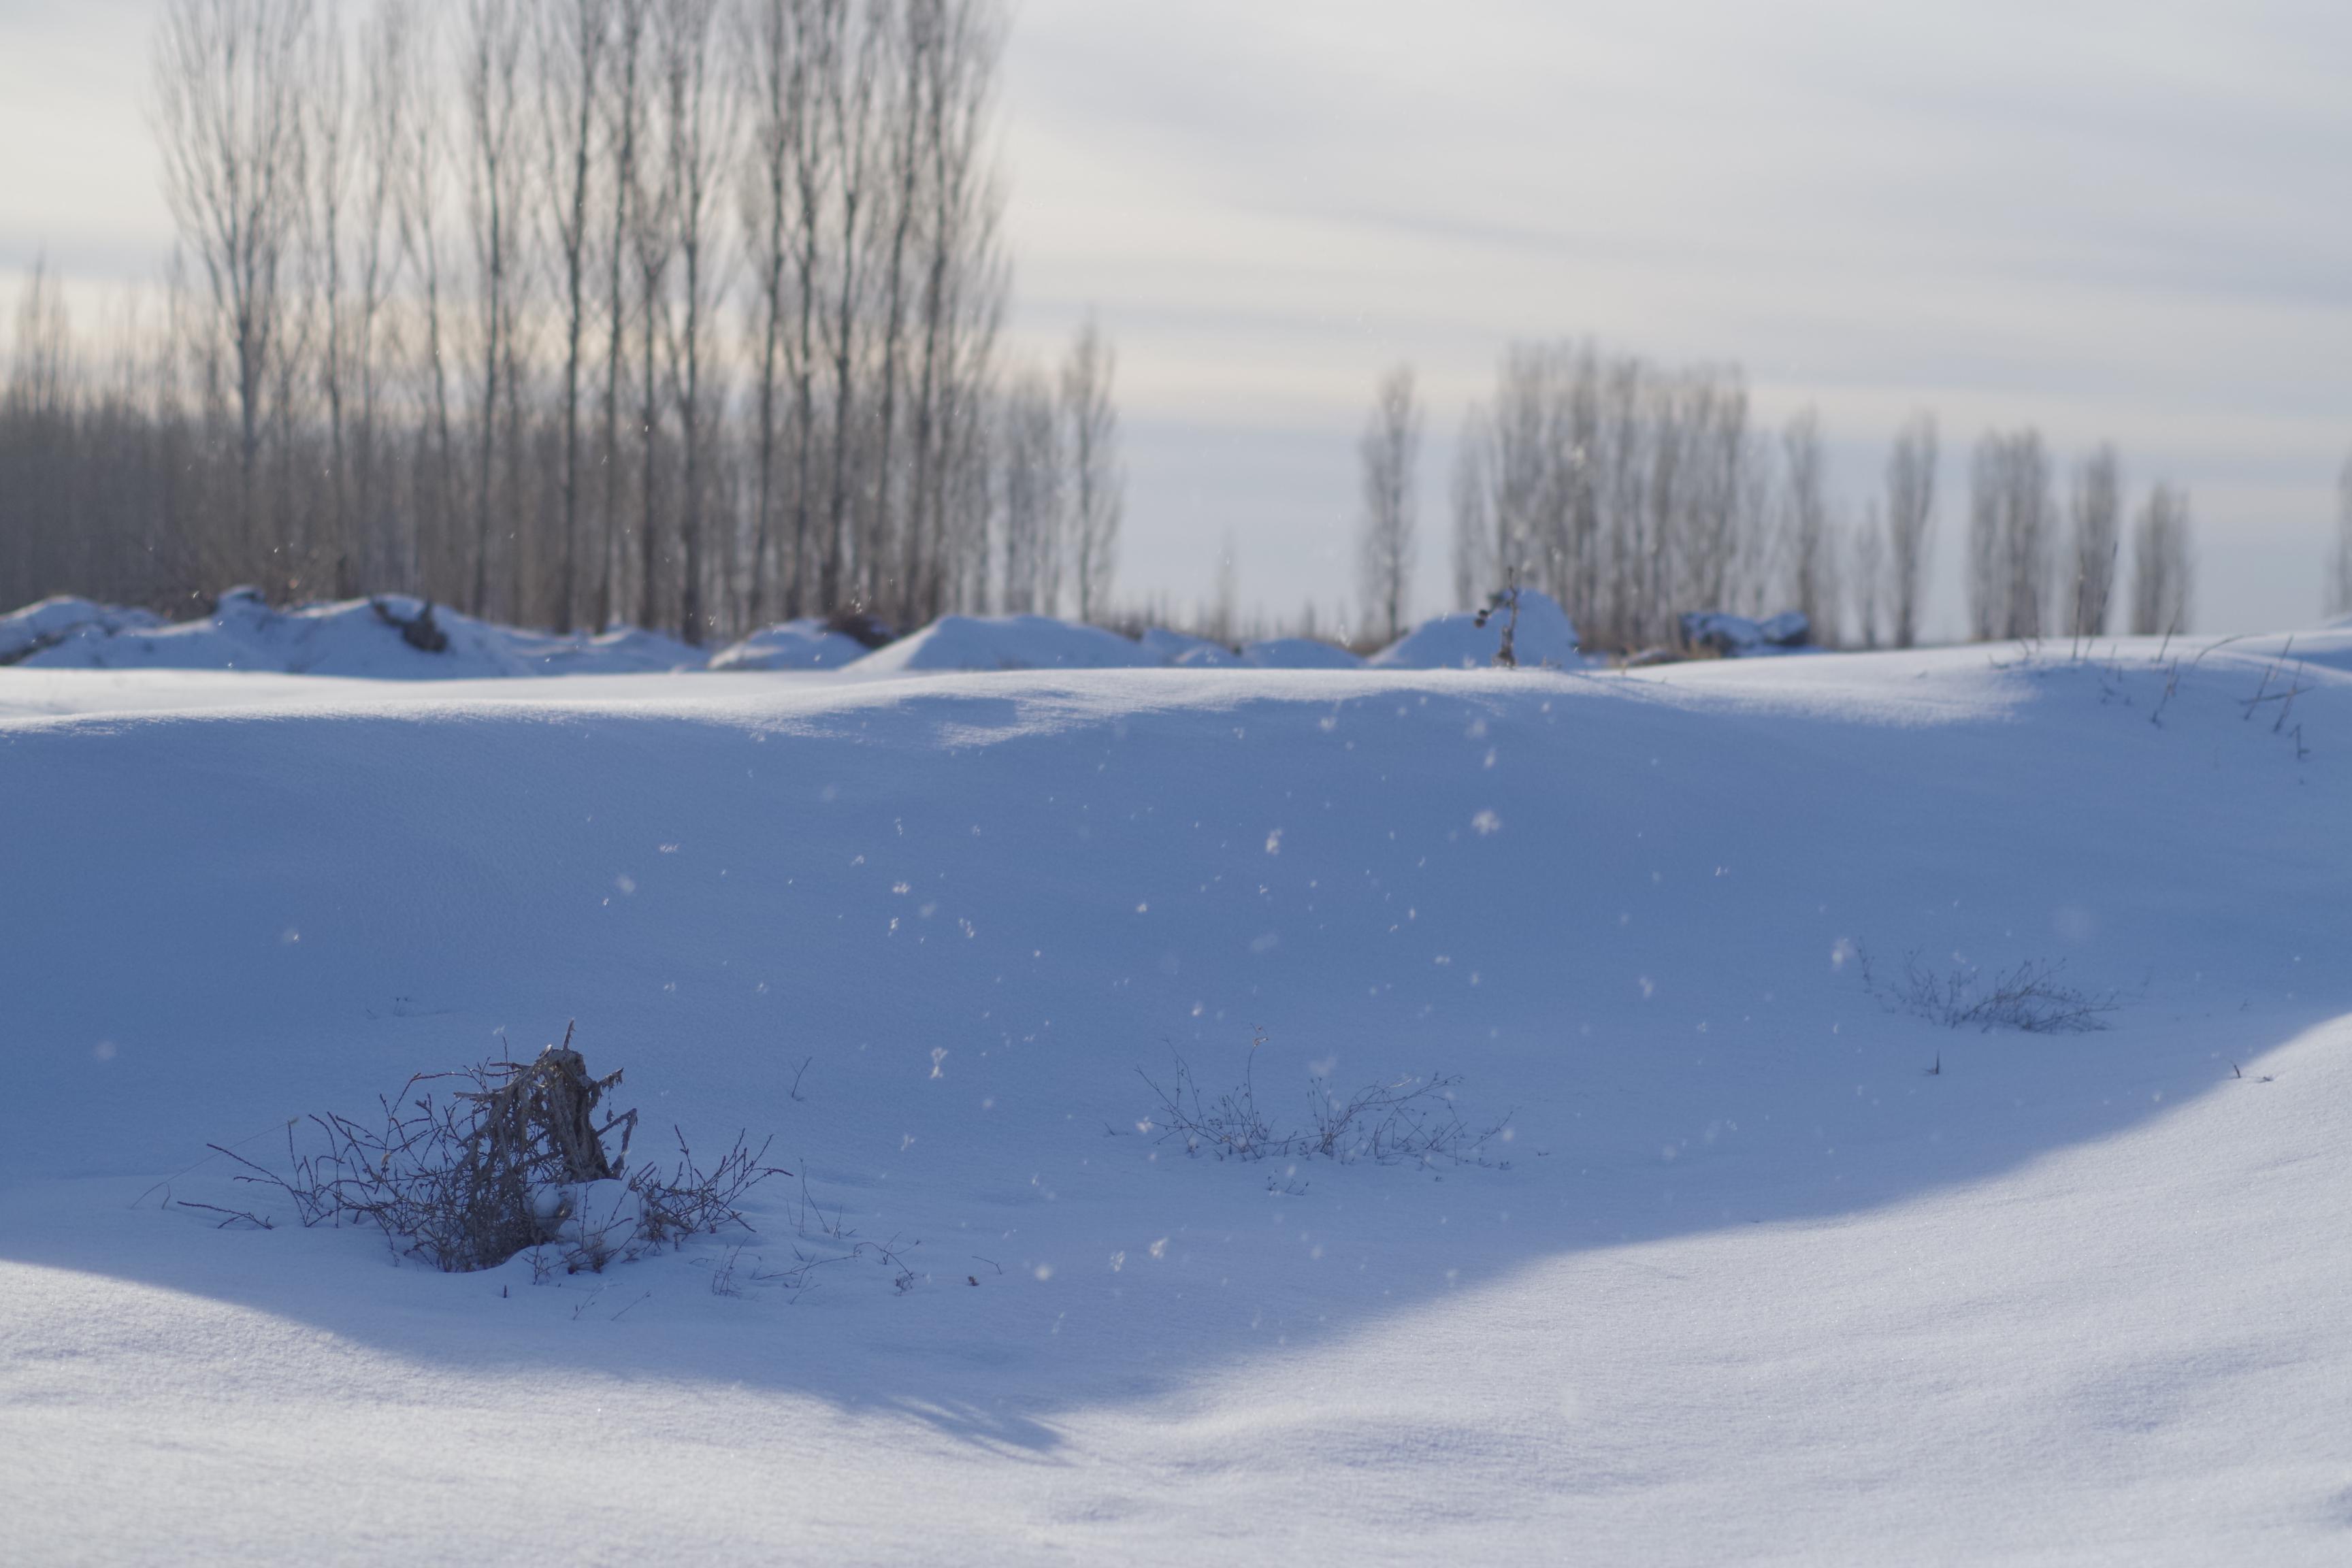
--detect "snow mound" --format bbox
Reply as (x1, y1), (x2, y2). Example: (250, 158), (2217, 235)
(1680, 610), (1813, 657)
(1373, 590), (1582, 669)
(7, 589), (699, 678)
(708, 619), (875, 672)
(849, 614), (1156, 673)
(1240, 636), (1363, 669)
(1138, 627), (1240, 666)
(0, 596), (164, 665)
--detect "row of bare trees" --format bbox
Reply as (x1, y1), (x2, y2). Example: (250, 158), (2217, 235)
(1355, 341), (2206, 651)
(0, 0), (1124, 644)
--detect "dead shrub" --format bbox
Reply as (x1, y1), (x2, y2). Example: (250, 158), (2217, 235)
(209, 1026), (785, 1273)
(1139, 1033), (1509, 1169)
(1862, 949), (2118, 1034)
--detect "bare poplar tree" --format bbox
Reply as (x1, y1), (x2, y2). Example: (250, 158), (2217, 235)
(1780, 408), (1831, 638)
(537, 0), (611, 631)
(1062, 315), (1122, 623)
(353, 0), (414, 591)
(301, 8), (357, 593)
(1969, 429), (2053, 641)
(591, 0), (649, 628)
(151, 0), (314, 557)
(655, 0), (731, 642)
(461, 0), (532, 616)
(1853, 503), (1888, 649)
(1884, 412), (1936, 648)
(2129, 484), (2193, 635)
(737, 0), (811, 625)
(1356, 363), (1420, 644)
(393, 1), (462, 600)
(1450, 406), (1492, 611)
(819, 1), (883, 611)
(997, 372), (1060, 614)
(2330, 453), (2352, 620)
(2068, 444), (2121, 638)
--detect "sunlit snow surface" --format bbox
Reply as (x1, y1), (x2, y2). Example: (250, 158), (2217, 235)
(3, 631), (2349, 1564)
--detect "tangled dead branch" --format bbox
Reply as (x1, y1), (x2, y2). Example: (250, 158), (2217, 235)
(1139, 1034), (1509, 1169)
(1861, 949), (2118, 1034)
(208, 1026), (786, 1273)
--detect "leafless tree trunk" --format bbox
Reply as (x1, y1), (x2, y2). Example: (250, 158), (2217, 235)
(151, 0), (314, 572)
(655, 0), (730, 642)
(2068, 444), (2121, 638)
(353, 0), (412, 592)
(1884, 412), (1936, 648)
(462, 0), (530, 616)
(1449, 406), (1491, 612)
(1356, 363), (1420, 644)
(537, 0), (610, 631)
(998, 371), (1059, 614)
(819, 0), (881, 612)
(1852, 504), (1888, 649)
(1062, 315), (1122, 623)
(1970, 428), (2053, 642)
(2129, 483), (2193, 635)
(737, 0), (809, 627)
(2329, 455), (2352, 620)
(1780, 408), (1830, 637)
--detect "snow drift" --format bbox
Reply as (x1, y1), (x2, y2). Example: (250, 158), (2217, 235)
(3, 631), (2350, 1563)
(708, 619), (878, 672)
(1373, 589), (1583, 669)
(848, 612), (1158, 672)
(7, 587), (700, 679)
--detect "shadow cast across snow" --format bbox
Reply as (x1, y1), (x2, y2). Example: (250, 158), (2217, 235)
(2, 645), (2345, 1450)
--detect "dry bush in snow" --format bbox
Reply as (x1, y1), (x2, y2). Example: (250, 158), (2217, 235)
(1139, 1034), (1509, 1169)
(211, 1027), (783, 1273)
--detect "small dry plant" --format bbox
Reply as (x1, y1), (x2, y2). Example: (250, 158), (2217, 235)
(1862, 949), (2118, 1034)
(1139, 1033), (1508, 1169)
(209, 1026), (785, 1273)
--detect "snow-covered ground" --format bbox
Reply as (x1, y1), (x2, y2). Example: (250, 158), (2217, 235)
(3, 629), (2348, 1563)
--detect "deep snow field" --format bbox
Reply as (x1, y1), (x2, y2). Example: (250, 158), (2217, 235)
(3, 621), (2349, 1565)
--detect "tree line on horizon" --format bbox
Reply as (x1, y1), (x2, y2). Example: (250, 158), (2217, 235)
(1356, 346), (2230, 654)
(0, 0), (1125, 646)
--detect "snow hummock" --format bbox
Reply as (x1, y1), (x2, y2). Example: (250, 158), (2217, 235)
(847, 613), (1157, 672)
(1138, 627), (1239, 666)
(4, 631), (2352, 1563)
(1679, 609), (1814, 657)
(9, 587), (699, 678)
(1238, 636), (1363, 669)
(708, 619), (875, 672)
(0, 595), (163, 664)
(1373, 589), (1583, 669)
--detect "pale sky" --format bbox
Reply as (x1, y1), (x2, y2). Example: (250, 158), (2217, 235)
(7, 0), (2350, 636)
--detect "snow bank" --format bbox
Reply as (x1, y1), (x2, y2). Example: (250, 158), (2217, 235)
(0, 595), (163, 664)
(3, 640), (2350, 1561)
(1679, 609), (1813, 657)
(708, 619), (876, 672)
(1239, 636), (1362, 669)
(1373, 589), (1583, 669)
(1137, 627), (1240, 666)
(849, 612), (1156, 672)
(8, 588), (699, 678)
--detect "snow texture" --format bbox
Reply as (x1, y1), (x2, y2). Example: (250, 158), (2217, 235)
(1680, 608), (1815, 657)
(848, 613), (1159, 673)
(708, 619), (876, 672)
(10, 587), (700, 678)
(1239, 636), (1365, 669)
(4, 625), (2351, 1563)
(1373, 589), (1584, 669)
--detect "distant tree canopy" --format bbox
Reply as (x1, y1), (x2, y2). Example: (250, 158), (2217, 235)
(1445, 340), (2204, 651)
(0, 0), (1122, 646)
